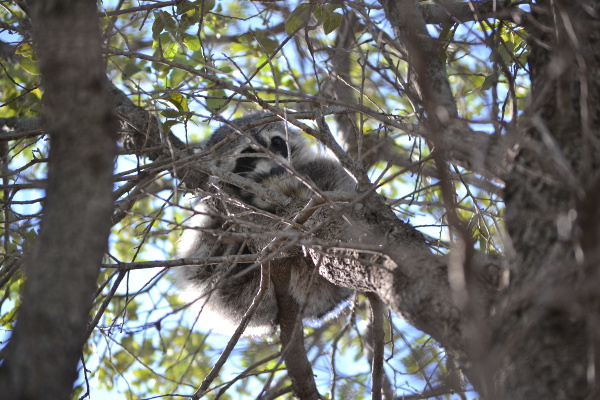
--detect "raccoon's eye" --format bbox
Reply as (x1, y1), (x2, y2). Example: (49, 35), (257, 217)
(271, 136), (285, 148)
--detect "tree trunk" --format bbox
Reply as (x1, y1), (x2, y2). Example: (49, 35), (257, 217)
(0, 1), (117, 399)
(496, 1), (600, 398)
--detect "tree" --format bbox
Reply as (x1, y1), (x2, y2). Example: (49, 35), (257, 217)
(0, 0), (598, 399)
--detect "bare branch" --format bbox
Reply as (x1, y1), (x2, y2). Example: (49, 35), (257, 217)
(98, 1), (180, 18)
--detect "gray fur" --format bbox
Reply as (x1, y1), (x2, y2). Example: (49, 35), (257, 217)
(174, 113), (355, 336)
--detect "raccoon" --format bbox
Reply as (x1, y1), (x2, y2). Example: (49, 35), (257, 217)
(174, 113), (355, 336)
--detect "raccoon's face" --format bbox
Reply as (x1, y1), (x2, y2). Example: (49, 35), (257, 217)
(232, 127), (302, 179)
(207, 115), (314, 207)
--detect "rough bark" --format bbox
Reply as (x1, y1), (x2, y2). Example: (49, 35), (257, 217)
(494, 1), (600, 398)
(0, 1), (118, 399)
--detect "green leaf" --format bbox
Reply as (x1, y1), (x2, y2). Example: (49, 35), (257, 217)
(162, 119), (181, 132)
(196, 0), (216, 16)
(480, 75), (495, 91)
(16, 43), (36, 59)
(308, 5), (341, 34)
(168, 66), (188, 87)
(183, 33), (202, 51)
(206, 87), (227, 111)
(312, 6), (325, 25)
(160, 92), (189, 112)
(177, 0), (196, 15)
(162, 41), (180, 60)
(285, 3), (311, 35)
(152, 11), (165, 40)
(16, 44), (40, 75)
(323, 11), (342, 34)
(19, 56), (40, 75)
(160, 109), (185, 119)
(152, 11), (177, 40)
(255, 32), (279, 54)
(122, 61), (142, 78)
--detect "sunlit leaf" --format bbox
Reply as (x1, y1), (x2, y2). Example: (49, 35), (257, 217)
(19, 56), (39, 75)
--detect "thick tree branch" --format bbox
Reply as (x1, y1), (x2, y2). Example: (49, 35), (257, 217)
(330, 11), (361, 159)
(421, 0), (529, 26)
(240, 189), (504, 387)
(493, 1), (600, 398)
(380, 0), (458, 119)
(379, 0), (510, 180)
